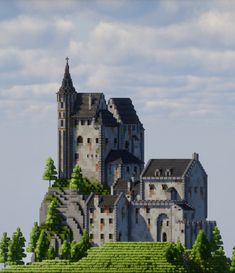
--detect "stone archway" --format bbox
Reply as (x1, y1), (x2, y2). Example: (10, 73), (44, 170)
(157, 213), (169, 242)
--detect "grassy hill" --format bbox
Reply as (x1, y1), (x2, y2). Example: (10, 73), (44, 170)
(1, 242), (187, 273)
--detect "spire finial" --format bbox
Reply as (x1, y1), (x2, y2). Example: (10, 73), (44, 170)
(66, 56), (69, 64)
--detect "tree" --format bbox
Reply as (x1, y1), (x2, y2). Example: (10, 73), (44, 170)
(190, 229), (211, 273)
(45, 200), (60, 228)
(70, 165), (83, 190)
(59, 240), (71, 260)
(70, 230), (91, 262)
(34, 229), (49, 262)
(47, 245), (56, 260)
(43, 157), (57, 187)
(0, 232), (10, 268)
(165, 241), (184, 265)
(27, 222), (40, 253)
(210, 226), (229, 273)
(7, 227), (26, 265)
(230, 247), (235, 273)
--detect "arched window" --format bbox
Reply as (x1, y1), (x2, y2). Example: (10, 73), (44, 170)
(77, 136), (83, 144)
(168, 187), (179, 201)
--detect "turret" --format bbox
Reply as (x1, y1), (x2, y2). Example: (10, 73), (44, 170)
(57, 57), (77, 178)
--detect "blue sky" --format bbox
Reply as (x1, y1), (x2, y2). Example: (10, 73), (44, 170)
(0, 0), (235, 257)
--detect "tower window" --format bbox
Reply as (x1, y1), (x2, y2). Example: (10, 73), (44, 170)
(81, 120), (85, 125)
(87, 138), (91, 143)
(60, 120), (64, 127)
(147, 218), (151, 225)
(109, 234), (113, 239)
(87, 120), (91, 125)
(77, 136), (83, 144)
(125, 141), (129, 149)
(100, 218), (104, 224)
(60, 102), (63, 108)
(134, 166), (137, 173)
(96, 138), (99, 143)
(126, 166), (130, 173)
(109, 218), (113, 224)
(146, 207), (150, 213)
(114, 138), (117, 144)
(75, 153), (79, 160)
(105, 138), (109, 144)
(89, 234), (93, 239)
(100, 234), (104, 239)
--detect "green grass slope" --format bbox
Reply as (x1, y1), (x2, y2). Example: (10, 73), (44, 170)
(1, 242), (187, 273)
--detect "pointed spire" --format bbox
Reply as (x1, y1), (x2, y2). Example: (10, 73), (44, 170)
(58, 57), (76, 93)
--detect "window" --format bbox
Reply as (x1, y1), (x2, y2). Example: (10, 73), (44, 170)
(87, 120), (91, 125)
(90, 208), (94, 213)
(134, 166), (137, 173)
(81, 120), (85, 125)
(59, 112), (61, 118)
(114, 138), (117, 144)
(155, 169), (161, 176)
(77, 136), (83, 144)
(100, 208), (104, 213)
(87, 138), (91, 143)
(147, 218), (151, 225)
(87, 154), (89, 158)
(135, 208), (139, 214)
(109, 208), (113, 213)
(194, 187), (198, 193)
(60, 102), (63, 108)
(109, 218), (113, 224)
(146, 207), (150, 213)
(100, 218), (104, 224)
(149, 184), (155, 191)
(75, 153), (79, 160)
(165, 169), (171, 176)
(166, 221), (169, 226)
(132, 125), (135, 131)
(90, 218), (93, 224)
(126, 166), (130, 173)
(125, 141), (129, 149)
(105, 138), (109, 144)
(60, 120), (64, 127)
(89, 234), (93, 239)
(96, 138), (99, 143)
(109, 234), (113, 239)
(91, 154), (93, 158)
(100, 234), (104, 239)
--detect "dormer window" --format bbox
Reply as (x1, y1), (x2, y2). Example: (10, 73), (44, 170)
(155, 169), (161, 176)
(165, 169), (171, 177)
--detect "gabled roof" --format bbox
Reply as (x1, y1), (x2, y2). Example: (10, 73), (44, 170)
(98, 195), (119, 208)
(73, 93), (103, 119)
(142, 159), (192, 178)
(108, 98), (141, 124)
(106, 150), (143, 164)
(95, 109), (118, 127)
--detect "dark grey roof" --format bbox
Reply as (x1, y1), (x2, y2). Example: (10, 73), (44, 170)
(95, 109), (118, 127)
(114, 178), (127, 191)
(175, 202), (194, 211)
(58, 61), (76, 94)
(99, 195), (118, 207)
(73, 93), (103, 118)
(142, 159), (192, 177)
(109, 98), (140, 124)
(106, 150), (143, 164)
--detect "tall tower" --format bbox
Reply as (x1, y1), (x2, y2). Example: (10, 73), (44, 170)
(57, 58), (77, 178)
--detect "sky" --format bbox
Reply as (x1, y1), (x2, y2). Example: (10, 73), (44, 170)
(0, 0), (235, 258)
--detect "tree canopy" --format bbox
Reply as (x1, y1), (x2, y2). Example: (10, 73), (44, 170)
(0, 232), (10, 268)
(43, 157), (57, 187)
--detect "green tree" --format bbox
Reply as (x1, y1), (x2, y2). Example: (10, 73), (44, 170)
(190, 229), (211, 273)
(34, 229), (49, 262)
(230, 247), (235, 273)
(7, 227), (26, 265)
(70, 230), (91, 262)
(47, 245), (56, 260)
(45, 200), (60, 228)
(165, 241), (184, 265)
(59, 240), (71, 260)
(70, 165), (84, 190)
(27, 222), (40, 253)
(43, 157), (57, 187)
(210, 226), (229, 273)
(0, 232), (10, 268)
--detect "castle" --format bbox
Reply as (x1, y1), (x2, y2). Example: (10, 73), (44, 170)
(40, 59), (215, 248)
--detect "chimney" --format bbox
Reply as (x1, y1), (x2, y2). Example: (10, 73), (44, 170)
(192, 152), (199, 161)
(88, 94), (92, 110)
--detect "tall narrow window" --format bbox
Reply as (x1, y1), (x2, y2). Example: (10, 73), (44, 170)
(61, 120), (64, 127)
(77, 136), (83, 144)
(60, 102), (63, 108)
(96, 138), (99, 143)
(87, 138), (91, 143)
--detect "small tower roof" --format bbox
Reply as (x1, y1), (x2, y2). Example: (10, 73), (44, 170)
(58, 57), (76, 94)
